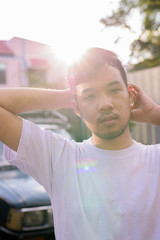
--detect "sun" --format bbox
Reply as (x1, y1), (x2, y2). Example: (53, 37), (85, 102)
(51, 43), (88, 66)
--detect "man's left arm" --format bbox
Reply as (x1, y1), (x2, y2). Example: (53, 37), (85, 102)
(129, 83), (160, 125)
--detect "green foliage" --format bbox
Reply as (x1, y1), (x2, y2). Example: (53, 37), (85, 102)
(129, 121), (136, 132)
(100, 0), (160, 70)
(100, 0), (137, 31)
(58, 108), (90, 142)
(28, 69), (50, 88)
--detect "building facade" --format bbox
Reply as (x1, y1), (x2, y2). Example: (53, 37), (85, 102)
(0, 37), (67, 88)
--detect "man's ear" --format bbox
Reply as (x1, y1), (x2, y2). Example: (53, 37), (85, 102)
(72, 99), (82, 118)
(128, 86), (134, 108)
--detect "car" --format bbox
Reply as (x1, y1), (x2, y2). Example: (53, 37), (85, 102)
(0, 110), (72, 240)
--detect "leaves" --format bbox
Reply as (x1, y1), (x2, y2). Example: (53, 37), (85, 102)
(100, 0), (160, 70)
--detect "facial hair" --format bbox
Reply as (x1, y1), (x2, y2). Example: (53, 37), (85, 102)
(93, 121), (129, 140)
(93, 112), (130, 140)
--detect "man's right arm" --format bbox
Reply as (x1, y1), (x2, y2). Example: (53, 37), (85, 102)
(0, 107), (22, 152)
(0, 87), (73, 114)
(0, 87), (73, 152)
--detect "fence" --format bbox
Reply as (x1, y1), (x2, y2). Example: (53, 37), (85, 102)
(127, 66), (160, 144)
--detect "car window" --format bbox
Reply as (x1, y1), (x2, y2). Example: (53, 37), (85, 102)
(0, 141), (4, 163)
(0, 141), (13, 169)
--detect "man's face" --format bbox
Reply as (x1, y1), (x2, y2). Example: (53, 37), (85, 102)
(73, 65), (131, 141)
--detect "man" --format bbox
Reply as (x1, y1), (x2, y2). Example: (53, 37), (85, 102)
(1, 48), (160, 240)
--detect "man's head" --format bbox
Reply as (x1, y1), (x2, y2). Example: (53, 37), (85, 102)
(67, 48), (132, 148)
(67, 47), (128, 90)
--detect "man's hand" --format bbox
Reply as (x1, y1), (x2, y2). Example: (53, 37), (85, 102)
(129, 83), (160, 125)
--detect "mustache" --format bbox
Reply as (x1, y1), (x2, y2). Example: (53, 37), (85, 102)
(97, 112), (119, 123)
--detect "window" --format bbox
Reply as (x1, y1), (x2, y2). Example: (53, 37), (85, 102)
(0, 62), (6, 84)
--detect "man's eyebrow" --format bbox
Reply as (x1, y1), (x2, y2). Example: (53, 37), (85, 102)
(107, 81), (121, 87)
(81, 88), (94, 95)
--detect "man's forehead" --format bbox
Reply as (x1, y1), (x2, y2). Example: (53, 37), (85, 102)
(74, 65), (124, 92)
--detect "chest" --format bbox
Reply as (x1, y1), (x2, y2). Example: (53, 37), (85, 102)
(53, 153), (160, 239)
(64, 158), (160, 218)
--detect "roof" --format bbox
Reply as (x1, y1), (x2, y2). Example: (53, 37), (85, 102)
(0, 41), (14, 56)
(29, 58), (49, 68)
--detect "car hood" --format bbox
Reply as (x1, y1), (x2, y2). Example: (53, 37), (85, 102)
(0, 169), (51, 208)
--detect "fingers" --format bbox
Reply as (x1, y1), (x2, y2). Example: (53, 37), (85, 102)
(128, 83), (156, 123)
(129, 87), (137, 99)
(128, 83), (139, 108)
(128, 83), (140, 94)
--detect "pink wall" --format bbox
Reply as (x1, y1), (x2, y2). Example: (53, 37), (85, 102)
(6, 37), (52, 61)
(0, 37), (67, 88)
(0, 56), (23, 87)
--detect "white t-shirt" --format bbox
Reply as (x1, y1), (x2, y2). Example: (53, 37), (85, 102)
(5, 119), (160, 240)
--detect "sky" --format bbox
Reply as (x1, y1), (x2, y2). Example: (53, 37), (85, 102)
(0, 0), (141, 64)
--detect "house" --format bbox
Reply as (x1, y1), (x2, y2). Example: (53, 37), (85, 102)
(0, 37), (67, 88)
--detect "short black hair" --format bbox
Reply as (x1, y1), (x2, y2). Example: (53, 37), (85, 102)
(67, 47), (127, 89)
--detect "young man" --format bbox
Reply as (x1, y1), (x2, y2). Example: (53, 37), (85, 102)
(1, 48), (160, 240)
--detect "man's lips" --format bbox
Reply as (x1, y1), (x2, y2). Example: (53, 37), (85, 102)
(97, 113), (119, 124)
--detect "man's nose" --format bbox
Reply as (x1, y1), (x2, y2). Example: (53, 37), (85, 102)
(98, 95), (113, 112)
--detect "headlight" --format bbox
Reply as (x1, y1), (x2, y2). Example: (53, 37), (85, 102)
(23, 210), (44, 228)
(6, 206), (53, 231)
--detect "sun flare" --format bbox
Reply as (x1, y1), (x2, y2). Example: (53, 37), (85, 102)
(51, 44), (88, 66)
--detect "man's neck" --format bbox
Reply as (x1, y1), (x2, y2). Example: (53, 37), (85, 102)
(91, 129), (134, 150)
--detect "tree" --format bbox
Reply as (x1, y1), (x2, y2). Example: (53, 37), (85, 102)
(100, 0), (160, 71)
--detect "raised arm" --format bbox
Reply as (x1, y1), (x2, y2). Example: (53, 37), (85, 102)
(129, 83), (160, 125)
(0, 87), (73, 151)
(0, 87), (73, 114)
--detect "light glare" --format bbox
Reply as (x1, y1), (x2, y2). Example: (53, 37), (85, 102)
(51, 44), (87, 66)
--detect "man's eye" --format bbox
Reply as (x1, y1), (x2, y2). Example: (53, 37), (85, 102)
(110, 88), (121, 94)
(85, 94), (96, 100)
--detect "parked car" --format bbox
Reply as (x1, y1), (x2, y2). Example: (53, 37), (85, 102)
(0, 110), (72, 240)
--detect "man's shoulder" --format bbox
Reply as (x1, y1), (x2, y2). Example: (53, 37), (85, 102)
(137, 141), (160, 161)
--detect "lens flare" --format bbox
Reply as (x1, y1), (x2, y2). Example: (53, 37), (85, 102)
(76, 160), (97, 173)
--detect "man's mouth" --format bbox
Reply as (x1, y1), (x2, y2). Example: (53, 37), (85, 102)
(98, 113), (119, 126)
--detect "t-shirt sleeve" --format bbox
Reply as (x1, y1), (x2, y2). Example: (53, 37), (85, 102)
(4, 118), (69, 195)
